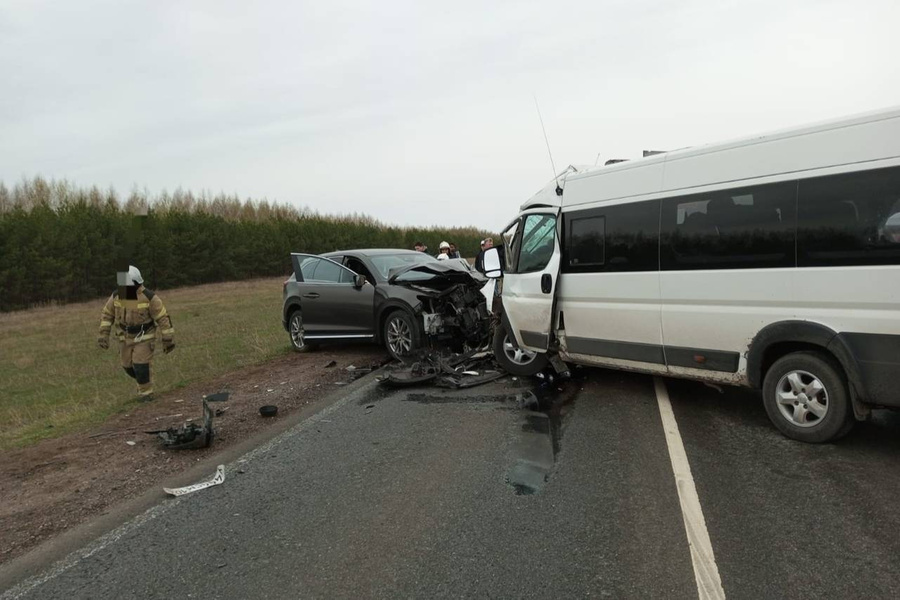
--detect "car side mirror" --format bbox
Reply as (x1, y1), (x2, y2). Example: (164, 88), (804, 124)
(354, 274), (367, 288)
(483, 247), (502, 279)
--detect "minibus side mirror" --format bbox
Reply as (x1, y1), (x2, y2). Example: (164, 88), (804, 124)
(483, 247), (503, 279)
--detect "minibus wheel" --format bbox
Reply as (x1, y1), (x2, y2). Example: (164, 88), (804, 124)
(493, 322), (548, 376)
(762, 351), (855, 443)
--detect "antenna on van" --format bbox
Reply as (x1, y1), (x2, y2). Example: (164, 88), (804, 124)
(533, 95), (563, 196)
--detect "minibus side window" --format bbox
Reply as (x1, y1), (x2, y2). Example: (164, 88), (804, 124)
(568, 216), (606, 267)
(798, 166), (900, 267)
(563, 200), (660, 273)
(660, 180), (797, 270)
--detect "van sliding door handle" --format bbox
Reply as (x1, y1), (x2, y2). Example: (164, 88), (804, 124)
(302, 293), (320, 299)
(541, 274), (552, 294)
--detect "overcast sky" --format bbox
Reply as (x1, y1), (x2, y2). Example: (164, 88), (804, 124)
(1, 0), (898, 230)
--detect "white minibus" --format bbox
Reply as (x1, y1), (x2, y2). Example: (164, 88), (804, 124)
(487, 107), (900, 442)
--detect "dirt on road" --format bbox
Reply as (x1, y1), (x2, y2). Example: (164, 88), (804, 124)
(0, 345), (388, 566)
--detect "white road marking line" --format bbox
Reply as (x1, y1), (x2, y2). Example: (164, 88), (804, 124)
(654, 377), (726, 600)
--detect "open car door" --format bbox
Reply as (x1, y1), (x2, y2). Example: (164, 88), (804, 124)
(498, 210), (561, 352)
(289, 253), (376, 339)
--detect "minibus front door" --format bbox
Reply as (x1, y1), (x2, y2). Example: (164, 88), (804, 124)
(500, 211), (561, 352)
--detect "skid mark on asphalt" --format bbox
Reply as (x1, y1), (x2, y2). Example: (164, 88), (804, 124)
(654, 377), (726, 600)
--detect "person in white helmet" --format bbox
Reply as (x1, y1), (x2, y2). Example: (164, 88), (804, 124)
(97, 265), (175, 402)
(436, 241), (451, 260)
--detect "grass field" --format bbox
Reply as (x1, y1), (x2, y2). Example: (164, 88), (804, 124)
(0, 277), (291, 449)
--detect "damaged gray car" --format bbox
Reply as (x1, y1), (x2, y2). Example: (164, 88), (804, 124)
(282, 249), (535, 364)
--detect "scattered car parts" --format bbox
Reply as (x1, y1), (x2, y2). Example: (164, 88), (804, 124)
(380, 350), (504, 389)
(146, 392), (229, 450)
(163, 465), (225, 497)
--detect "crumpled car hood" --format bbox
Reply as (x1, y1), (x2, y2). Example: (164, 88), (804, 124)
(387, 259), (486, 289)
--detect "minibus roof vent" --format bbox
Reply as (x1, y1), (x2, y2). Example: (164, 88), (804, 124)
(604, 159), (628, 166)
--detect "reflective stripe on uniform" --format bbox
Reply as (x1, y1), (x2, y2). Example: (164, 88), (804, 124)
(137, 302), (150, 308)
(124, 333), (155, 342)
(114, 300), (122, 307)
(153, 307), (168, 319)
(161, 328), (174, 335)
(100, 320), (113, 327)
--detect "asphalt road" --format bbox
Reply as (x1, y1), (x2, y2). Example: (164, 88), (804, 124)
(5, 367), (900, 599)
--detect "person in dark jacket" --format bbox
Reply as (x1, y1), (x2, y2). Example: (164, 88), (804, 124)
(474, 238), (493, 273)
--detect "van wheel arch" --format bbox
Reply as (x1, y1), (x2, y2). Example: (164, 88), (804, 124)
(749, 321), (869, 421)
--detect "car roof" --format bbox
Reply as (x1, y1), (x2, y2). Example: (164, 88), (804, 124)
(321, 249), (429, 258)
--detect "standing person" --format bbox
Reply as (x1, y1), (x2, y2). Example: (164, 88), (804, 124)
(414, 241), (428, 254)
(437, 241), (451, 260)
(474, 238), (493, 273)
(97, 265), (175, 402)
(448, 242), (461, 259)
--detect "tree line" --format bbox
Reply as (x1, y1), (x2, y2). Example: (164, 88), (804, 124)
(0, 177), (493, 312)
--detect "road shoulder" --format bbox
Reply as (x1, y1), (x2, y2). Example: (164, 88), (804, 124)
(0, 347), (386, 589)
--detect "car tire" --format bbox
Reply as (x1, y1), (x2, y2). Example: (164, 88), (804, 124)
(761, 351), (855, 443)
(492, 321), (548, 377)
(288, 311), (316, 353)
(383, 310), (421, 361)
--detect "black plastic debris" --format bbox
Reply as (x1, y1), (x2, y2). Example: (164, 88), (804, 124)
(146, 393), (224, 450)
(259, 405), (278, 417)
(380, 350), (505, 389)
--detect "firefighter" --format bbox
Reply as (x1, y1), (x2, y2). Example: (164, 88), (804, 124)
(97, 265), (175, 402)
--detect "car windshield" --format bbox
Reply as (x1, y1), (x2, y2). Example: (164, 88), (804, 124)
(370, 253), (438, 279)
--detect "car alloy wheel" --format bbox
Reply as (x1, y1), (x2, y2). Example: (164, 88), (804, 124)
(290, 313), (306, 350)
(386, 316), (412, 356)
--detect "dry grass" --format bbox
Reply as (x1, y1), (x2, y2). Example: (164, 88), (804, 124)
(0, 277), (291, 449)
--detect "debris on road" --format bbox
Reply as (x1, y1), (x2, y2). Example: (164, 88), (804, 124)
(125, 441), (136, 446)
(163, 465), (225, 497)
(324, 360), (337, 368)
(259, 405), (278, 417)
(146, 395), (220, 450)
(380, 351), (505, 389)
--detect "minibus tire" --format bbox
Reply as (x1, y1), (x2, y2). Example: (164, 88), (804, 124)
(492, 322), (548, 377)
(762, 351), (855, 443)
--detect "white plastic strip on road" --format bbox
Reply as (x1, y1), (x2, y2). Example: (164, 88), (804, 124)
(163, 465), (225, 496)
(654, 377), (726, 600)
